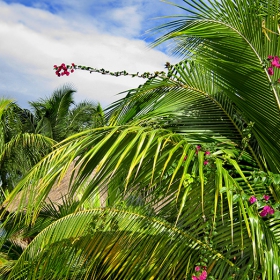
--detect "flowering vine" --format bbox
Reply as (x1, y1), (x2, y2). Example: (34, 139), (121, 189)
(53, 62), (171, 79)
(249, 194), (275, 217)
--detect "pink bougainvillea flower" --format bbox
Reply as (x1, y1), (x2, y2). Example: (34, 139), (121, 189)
(205, 151), (211, 156)
(53, 63), (75, 77)
(199, 270), (207, 280)
(195, 145), (201, 154)
(260, 208), (268, 217)
(260, 205), (274, 217)
(268, 55), (274, 60)
(271, 56), (280, 68)
(269, 207), (275, 215)
(249, 196), (257, 204)
(268, 67), (274, 76)
(55, 62), (75, 77)
(192, 277), (199, 280)
(195, 266), (201, 272)
(263, 195), (270, 201)
(203, 161), (209, 165)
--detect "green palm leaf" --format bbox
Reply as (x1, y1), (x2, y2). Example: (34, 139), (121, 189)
(29, 84), (76, 141)
(4, 209), (242, 279)
(107, 61), (266, 169)
(151, 0), (280, 172)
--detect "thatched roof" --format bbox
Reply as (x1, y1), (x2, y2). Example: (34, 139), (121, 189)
(4, 159), (98, 213)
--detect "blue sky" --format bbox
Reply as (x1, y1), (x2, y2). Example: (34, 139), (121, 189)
(0, 0), (184, 108)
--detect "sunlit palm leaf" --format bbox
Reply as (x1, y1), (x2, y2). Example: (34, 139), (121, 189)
(151, 0), (280, 172)
(107, 61), (266, 169)
(4, 209), (246, 279)
(29, 84), (76, 141)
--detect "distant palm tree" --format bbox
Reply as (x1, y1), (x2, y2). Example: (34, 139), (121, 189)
(29, 84), (103, 141)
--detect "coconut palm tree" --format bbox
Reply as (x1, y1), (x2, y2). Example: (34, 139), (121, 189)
(1, 0), (280, 279)
(29, 84), (104, 141)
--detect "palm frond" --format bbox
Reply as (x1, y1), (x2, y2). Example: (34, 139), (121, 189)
(150, 0), (280, 172)
(107, 61), (267, 169)
(29, 84), (76, 141)
(5, 209), (243, 279)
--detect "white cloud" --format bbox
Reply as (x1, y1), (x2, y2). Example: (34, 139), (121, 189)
(0, 0), (181, 108)
(101, 6), (143, 37)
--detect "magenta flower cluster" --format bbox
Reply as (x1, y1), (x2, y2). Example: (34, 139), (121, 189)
(249, 195), (275, 217)
(267, 55), (280, 76)
(260, 205), (275, 217)
(192, 266), (207, 280)
(54, 63), (75, 77)
(249, 196), (257, 204)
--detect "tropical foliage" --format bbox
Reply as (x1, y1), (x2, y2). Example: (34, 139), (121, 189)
(0, 85), (103, 199)
(1, 0), (280, 279)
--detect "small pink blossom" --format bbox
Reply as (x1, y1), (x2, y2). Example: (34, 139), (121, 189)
(263, 195), (270, 201)
(269, 207), (275, 215)
(192, 277), (199, 280)
(203, 161), (209, 165)
(272, 57), (280, 68)
(205, 151), (211, 156)
(249, 196), (257, 204)
(268, 67), (274, 76)
(54, 62), (75, 77)
(195, 266), (201, 272)
(199, 270), (207, 280)
(260, 205), (274, 217)
(268, 55), (273, 60)
(195, 145), (201, 155)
